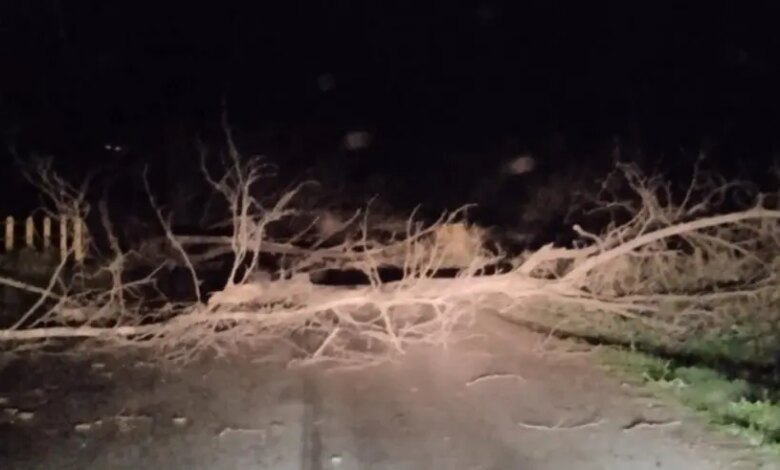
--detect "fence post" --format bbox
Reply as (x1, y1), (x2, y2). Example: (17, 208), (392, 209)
(74, 217), (84, 263)
(25, 217), (34, 248)
(43, 217), (51, 249)
(60, 216), (68, 261)
(4, 216), (13, 252)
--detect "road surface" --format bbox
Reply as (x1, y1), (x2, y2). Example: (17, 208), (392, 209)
(0, 314), (774, 469)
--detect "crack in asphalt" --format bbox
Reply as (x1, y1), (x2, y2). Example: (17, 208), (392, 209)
(301, 373), (323, 470)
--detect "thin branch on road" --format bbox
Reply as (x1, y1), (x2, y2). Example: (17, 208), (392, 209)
(216, 426), (268, 439)
(517, 417), (605, 431)
(466, 373), (526, 387)
(622, 418), (681, 431)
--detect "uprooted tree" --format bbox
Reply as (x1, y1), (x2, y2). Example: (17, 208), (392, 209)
(1, 148), (780, 367)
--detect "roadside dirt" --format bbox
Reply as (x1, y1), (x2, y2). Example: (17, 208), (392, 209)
(0, 314), (776, 469)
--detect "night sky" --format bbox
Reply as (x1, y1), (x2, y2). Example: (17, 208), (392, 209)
(1, 1), (780, 212)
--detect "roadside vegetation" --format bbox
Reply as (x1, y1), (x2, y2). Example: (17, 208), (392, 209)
(603, 347), (780, 455)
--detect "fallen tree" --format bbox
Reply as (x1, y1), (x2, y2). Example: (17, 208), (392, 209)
(2, 152), (779, 367)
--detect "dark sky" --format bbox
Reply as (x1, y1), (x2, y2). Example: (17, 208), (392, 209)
(2, 1), (780, 162)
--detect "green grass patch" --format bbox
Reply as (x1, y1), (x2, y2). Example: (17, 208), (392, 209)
(602, 348), (780, 454)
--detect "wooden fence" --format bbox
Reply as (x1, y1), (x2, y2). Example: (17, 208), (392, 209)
(3, 215), (87, 263)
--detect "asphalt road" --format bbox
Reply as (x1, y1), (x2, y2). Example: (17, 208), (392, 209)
(0, 314), (774, 469)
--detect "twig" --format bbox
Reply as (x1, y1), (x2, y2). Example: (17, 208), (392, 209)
(311, 326), (341, 359)
(9, 253), (70, 330)
(466, 373), (526, 387)
(517, 417), (605, 431)
(217, 426), (267, 439)
(0, 276), (63, 300)
(622, 418), (681, 431)
(143, 167), (202, 303)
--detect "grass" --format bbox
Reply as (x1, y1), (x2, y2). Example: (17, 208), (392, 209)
(601, 347), (780, 454)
